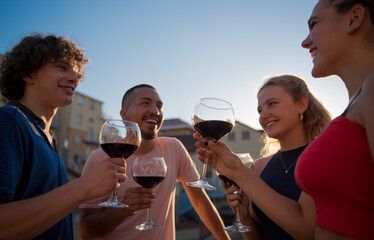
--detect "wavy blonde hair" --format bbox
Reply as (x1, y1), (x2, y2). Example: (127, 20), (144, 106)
(258, 75), (331, 157)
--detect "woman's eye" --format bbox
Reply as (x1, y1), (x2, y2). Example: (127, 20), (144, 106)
(309, 21), (316, 29)
(269, 101), (277, 107)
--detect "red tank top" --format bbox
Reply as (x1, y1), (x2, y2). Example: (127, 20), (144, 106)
(295, 116), (374, 239)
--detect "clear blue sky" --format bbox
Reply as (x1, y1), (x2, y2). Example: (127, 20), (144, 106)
(0, 0), (347, 130)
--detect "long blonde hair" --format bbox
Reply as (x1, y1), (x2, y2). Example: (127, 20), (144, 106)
(258, 75), (331, 157)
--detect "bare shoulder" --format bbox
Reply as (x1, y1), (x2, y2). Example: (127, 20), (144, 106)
(358, 70), (374, 125)
(253, 155), (274, 175)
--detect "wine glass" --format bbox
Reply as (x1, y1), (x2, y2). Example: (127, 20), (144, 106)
(217, 153), (253, 232)
(132, 157), (167, 230)
(98, 119), (141, 208)
(187, 97), (235, 190)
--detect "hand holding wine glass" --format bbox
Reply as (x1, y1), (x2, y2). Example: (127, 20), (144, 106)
(187, 97), (235, 190)
(132, 157), (167, 230)
(99, 119), (141, 208)
(217, 153), (254, 232)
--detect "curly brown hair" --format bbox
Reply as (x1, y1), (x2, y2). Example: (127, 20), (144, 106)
(0, 34), (89, 102)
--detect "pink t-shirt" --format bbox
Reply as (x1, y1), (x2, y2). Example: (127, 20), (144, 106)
(80, 137), (200, 240)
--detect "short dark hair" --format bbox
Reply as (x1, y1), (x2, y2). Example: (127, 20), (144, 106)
(121, 84), (156, 109)
(0, 34), (89, 102)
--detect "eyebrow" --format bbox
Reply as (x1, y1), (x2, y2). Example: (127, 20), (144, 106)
(257, 97), (278, 111)
(139, 97), (164, 106)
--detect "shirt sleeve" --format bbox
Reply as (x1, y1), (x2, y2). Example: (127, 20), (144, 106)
(0, 110), (23, 202)
(173, 138), (200, 183)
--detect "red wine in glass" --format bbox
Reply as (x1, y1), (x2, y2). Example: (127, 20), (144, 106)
(193, 120), (233, 142)
(98, 119), (141, 208)
(133, 176), (165, 188)
(132, 157), (167, 230)
(218, 175), (238, 188)
(187, 97), (235, 190)
(101, 143), (138, 159)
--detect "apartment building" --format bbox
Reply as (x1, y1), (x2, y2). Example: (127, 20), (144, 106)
(51, 91), (105, 175)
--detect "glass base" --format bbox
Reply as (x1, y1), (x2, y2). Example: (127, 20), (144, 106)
(225, 222), (252, 233)
(135, 220), (161, 231)
(186, 179), (216, 190)
(98, 199), (128, 208)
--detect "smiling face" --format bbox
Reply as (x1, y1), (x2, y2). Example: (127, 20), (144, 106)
(257, 85), (304, 141)
(121, 87), (164, 140)
(22, 59), (79, 109)
(301, 0), (348, 78)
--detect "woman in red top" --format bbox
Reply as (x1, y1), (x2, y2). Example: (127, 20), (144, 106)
(296, 0), (374, 239)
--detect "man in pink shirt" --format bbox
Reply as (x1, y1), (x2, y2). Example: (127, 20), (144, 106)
(79, 84), (230, 240)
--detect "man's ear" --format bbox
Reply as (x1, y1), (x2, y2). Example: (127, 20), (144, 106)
(21, 73), (34, 85)
(346, 5), (366, 34)
(120, 108), (127, 120)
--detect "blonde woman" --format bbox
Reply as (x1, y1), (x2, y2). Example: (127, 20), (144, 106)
(194, 75), (331, 239)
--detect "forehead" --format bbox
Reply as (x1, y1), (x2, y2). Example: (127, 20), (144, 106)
(258, 85), (290, 104)
(50, 58), (79, 71)
(311, 0), (332, 16)
(131, 87), (162, 102)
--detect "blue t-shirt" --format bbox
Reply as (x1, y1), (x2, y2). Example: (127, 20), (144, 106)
(0, 101), (73, 240)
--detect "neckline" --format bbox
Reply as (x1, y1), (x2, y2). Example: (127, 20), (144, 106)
(342, 88), (362, 116)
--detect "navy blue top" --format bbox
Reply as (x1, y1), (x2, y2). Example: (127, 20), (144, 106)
(0, 101), (73, 240)
(252, 145), (307, 240)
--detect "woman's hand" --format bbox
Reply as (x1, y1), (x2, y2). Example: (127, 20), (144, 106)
(194, 133), (244, 181)
(224, 183), (250, 221)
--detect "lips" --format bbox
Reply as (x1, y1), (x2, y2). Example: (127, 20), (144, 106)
(310, 48), (317, 59)
(143, 116), (160, 128)
(263, 120), (278, 132)
(59, 85), (76, 94)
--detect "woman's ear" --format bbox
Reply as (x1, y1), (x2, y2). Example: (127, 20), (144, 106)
(297, 95), (309, 114)
(346, 5), (366, 34)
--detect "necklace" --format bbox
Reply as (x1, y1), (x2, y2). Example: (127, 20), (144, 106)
(279, 151), (297, 174)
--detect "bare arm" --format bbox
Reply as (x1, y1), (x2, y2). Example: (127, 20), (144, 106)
(183, 182), (230, 240)
(79, 187), (154, 239)
(235, 167), (315, 239)
(0, 157), (125, 240)
(360, 72), (374, 163)
(194, 135), (316, 239)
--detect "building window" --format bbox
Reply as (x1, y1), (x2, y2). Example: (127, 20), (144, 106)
(75, 135), (82, 144)
(87, 127), (94, 141)
(78, 97), (84, 106)
(89, 117), (94, 124)
(228, 132), (236, 141)
(77, 114), (83, 124)
(242, 131), (250, 140)
(90, 101), (95, 110)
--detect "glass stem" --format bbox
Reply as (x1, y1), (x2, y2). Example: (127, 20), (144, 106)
(234, 206), (241, 224)
(201, 163), (208, 180)
(146, 208), (152, 222)
(112, 190), (119, 201)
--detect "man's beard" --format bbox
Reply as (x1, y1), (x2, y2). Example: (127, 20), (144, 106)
(141, 130), (157, 140)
